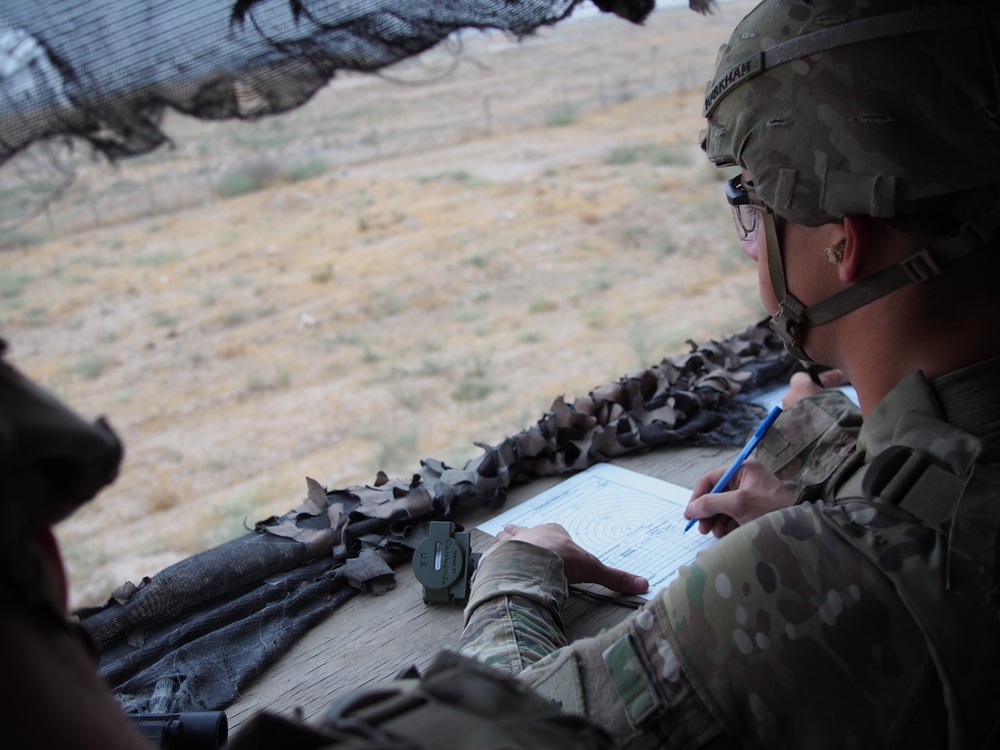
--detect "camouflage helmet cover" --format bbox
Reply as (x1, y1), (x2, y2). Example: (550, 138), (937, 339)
(701, 0), (1000, 227)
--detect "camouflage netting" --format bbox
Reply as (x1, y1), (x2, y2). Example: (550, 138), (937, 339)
(0, 0), (717, 226)
(79, 321), (794, 713)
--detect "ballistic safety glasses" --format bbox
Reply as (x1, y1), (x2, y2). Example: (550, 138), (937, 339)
(725, 174), (759, 240)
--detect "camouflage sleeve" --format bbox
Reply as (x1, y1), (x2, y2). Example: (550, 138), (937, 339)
(455, 540), (570, 674)
(756, 389), (862, 496)
(456, 541), (731, 748)
(464, 507), (931, 748)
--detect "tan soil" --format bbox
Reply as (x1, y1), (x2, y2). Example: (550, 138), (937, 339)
(0, 2), (762, 608)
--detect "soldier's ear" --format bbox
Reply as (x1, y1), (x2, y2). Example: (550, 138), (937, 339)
(837, 215), (866, 285)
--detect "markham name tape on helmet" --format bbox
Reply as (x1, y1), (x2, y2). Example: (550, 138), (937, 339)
(700, 0), (1000, 361)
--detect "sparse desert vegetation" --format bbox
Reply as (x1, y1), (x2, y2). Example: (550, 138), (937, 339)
(0, 3), (763, 608)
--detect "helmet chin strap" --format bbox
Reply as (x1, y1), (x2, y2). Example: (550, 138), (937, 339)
(762, 186), (1000, 365)
(762, 209), (814, 364)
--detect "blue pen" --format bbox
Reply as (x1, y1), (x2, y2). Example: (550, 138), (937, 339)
(684, 405), (783, 532)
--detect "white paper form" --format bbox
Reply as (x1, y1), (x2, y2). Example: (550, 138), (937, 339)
(477, 463), (717, 599)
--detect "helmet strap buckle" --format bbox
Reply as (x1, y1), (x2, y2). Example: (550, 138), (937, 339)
(761, 209), (816, 364)
(770, 294), (813, 363)
(900, 248), (943, 283)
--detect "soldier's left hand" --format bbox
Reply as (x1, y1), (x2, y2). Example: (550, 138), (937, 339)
(497, 522), (649, 595)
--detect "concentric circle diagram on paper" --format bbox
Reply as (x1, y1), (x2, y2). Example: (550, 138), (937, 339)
(478, 463), (717, 598)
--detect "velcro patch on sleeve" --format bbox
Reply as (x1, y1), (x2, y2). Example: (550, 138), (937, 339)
(524, 652), (587, 716)
(601, 634), (663, 728)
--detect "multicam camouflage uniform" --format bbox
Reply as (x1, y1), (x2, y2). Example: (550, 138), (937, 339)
(457, 357), (1000, 748)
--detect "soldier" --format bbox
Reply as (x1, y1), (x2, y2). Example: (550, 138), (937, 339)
(456, 1), (1000, 747)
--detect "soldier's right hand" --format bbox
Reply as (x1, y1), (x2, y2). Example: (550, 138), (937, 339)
(684, 459), (794, 538)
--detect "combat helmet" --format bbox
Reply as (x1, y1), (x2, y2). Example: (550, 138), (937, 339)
(701, 0), (1000, 361)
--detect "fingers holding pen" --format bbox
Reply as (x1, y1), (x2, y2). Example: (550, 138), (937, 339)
(685, 490), (741, 538)
(684, 459), (795, 537)
(685, 466), (741, 538)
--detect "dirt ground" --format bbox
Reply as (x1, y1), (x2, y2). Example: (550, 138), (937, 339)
(0, 2), (762, 608)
